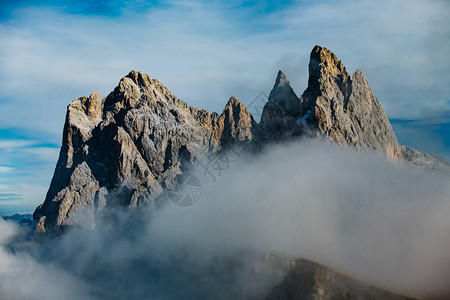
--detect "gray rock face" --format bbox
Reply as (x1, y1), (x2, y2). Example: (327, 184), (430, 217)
(260, 71), (304, 139)
(33, 71), (260, 232)
(268, 71), (302, 116)
(262, 46), (403, 160)
(261, 45), (450, 169)
(266, 258), (416, 300)
(34, 46), (449, 232)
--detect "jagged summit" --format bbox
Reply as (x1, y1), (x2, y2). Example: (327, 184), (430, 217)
(260, 70), (303, 139)
(307, 45), (351, 94)
(214, 96), (260, 145)
(268, 70), (301, 116)
(34, 72), (259, 232)
(260, 45), (403, 159)
(34, 46), (449, 232)
(274, 70), (288, 86)
(225, 96), (243, 107)
(303, 46), (402, 159)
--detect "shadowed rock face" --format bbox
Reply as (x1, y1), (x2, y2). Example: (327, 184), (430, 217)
(34, 46), (449, 232)
(268, 71), (302, 117)
(266, 258), (416, 300)
(260, 70), (304, 140)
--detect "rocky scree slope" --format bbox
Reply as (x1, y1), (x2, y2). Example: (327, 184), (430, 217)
(33, 46), (450, 232)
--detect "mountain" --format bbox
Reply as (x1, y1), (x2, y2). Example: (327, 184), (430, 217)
(216, 253), (417, 299)
(34, 72), (260, 232)
(266, 257), (416, 300)
(3, 213), (33, 226)
(262, 46), (401, 160)
(33, 46), (449, 233)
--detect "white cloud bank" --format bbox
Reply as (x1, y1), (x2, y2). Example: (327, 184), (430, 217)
(0, 139), (449, 299)
(0, 219), (92, 300)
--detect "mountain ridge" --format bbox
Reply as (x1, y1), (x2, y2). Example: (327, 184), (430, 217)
(266, 257), (416, 300)
(33, 45), (450, 233)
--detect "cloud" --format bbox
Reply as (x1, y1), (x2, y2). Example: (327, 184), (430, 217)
(0, 193), (22, 201)
(1, 139), (449, 299)
(0, 219), (93, 300)
(415, 100), (450, 125)
(0, 2), (449, 296)
(0, 183), (50, 215)
(0, 140), (58, 210)
(20, 147), (59, 164)
(0, 140), (35, 149)
(0, 166), (14, 173)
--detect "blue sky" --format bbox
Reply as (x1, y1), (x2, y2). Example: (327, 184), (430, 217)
(0, 0), (449, 215)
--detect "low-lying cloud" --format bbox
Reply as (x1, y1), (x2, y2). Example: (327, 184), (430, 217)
(1, 139), (450, 299)
(1, 0), (449, 215)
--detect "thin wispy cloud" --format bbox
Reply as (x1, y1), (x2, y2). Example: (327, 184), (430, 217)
(0, 193), (22, 201)
(20, 147), (59, 164)
(0, 140), (35, 149)
(0, 139), (58, 210)
(0, 166), (14, 173)
(1, 0), (448, 133)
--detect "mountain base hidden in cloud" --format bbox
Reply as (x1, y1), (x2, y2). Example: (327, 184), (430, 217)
(1, 45), (445, 300)
(33, 45), (450, 233)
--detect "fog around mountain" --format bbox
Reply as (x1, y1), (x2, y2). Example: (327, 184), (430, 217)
(1, 139), (449, 299)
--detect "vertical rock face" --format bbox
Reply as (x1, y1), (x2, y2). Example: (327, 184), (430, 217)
(304, 46), (403, 160)
(261, 46), (403, 160)
(33, 71), (260, 232)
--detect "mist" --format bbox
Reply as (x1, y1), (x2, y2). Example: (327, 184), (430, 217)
(1, 139), (450, 299)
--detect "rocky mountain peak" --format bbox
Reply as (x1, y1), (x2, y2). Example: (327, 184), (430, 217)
(33, 72), (260, 232)
(274, 70), (288, 88)
(304, 47), (404, 160)
(261, 45), (403, 159)
(225, 96), (243, 107)
(68, 92), (102, 120)
(307, 45), (351, 97)
(33, 46), (449, 232)
(102, 70), (178, 113)
(126, 70), (153, 87)
(222, 96), (251, 121)
(260, 70), (303, 139)
(268, 70), (301, 117)
(217, 96), (259, 144)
